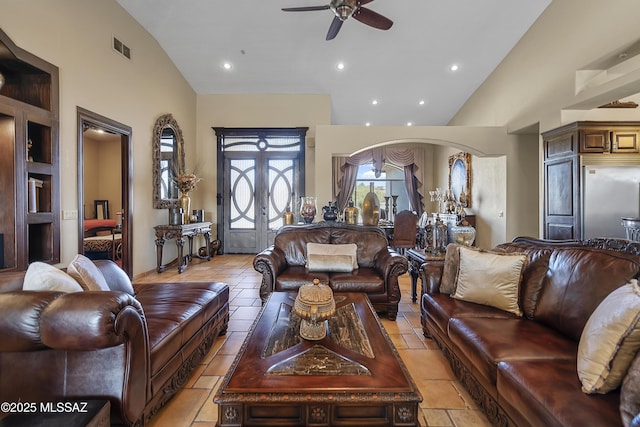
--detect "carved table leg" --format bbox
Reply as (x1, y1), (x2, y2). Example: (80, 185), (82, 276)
(408, 258), (419, 303)
(203, 231), (212, 261)
(177, 237), (187, 273)
(155, 236), (165, 273)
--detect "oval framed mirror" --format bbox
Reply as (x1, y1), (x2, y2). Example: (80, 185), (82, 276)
(153, 113), (185, 208)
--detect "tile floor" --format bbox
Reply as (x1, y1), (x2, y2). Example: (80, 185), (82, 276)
(136, 254), (491, 427)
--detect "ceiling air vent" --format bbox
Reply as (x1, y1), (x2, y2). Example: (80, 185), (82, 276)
(112, 35), (131, 60)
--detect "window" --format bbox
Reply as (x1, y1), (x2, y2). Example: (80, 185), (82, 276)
(353, 163), (409, 221)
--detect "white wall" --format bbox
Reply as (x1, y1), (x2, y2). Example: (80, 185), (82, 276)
(0, 0), (196, 275)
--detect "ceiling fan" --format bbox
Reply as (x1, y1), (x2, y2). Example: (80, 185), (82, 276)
(282, 0), (393, 40)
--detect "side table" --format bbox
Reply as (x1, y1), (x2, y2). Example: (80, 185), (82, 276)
(154, 222), (212, 273)
(406, 249), (445, 302)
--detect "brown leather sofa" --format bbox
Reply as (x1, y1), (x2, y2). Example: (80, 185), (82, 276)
(0, 260), (229, 426)
(254, 222), (408, 319)
(420, 237), (640, 427)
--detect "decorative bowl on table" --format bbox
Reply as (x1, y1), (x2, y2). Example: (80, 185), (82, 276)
(450, 224), (476, 246)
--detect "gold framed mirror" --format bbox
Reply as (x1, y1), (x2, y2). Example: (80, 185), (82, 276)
(448, 152), (471, 208)
(153, 113), (185, 209)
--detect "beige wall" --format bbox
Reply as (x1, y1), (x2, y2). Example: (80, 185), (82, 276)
(313, 125), (536, 247)
(0, 0), (196, 275)
(83, 134), (122, 220)
(449, 0), (640, 238)
(194, 94), (332, 232)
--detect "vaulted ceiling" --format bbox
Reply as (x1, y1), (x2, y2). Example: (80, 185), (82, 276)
(116, 0), (551, 126)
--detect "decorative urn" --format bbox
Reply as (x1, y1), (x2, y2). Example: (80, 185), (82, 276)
(322, 201), (338, 221)
(293, 279), (336, 340)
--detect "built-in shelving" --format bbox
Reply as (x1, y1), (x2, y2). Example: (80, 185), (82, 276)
(0, 27), (59, 271)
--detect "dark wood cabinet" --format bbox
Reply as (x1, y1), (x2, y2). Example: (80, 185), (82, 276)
(542, 121), (640, 240)
(576, 122), (640, 154)
(0, 28), (59, 271)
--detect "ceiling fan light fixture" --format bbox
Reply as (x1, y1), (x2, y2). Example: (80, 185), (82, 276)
(330, 0), (357, 20)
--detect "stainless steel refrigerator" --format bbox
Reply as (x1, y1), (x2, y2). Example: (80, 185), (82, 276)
(582, 164), (640, 239)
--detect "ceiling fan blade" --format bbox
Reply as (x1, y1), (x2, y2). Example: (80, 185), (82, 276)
(353, 7), (393, 30)
(282, 5), (330, 12)
(326, 15), (343, 40)
(358, 0), (376, 5)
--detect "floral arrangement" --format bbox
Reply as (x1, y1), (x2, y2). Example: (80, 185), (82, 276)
(174, 171), (201, 194)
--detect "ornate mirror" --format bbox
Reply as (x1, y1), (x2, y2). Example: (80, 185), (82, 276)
(448, 152), (471, 208)
(153, 113), (185, 208)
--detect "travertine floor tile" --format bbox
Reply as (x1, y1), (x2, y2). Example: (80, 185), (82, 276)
(134, 254), (489, 426)
(146, 388), (209, 427)
(448, 409), (492, 427)
(419, 380), (468, 409)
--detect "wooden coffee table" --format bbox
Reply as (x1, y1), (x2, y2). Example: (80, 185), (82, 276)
(215, 292), (422, 427)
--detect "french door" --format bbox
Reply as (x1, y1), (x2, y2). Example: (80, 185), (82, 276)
(215, 128), (307, 254)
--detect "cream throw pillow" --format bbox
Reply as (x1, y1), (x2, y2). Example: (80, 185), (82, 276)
(452, 246), (527, 316)
(66, 254), (110, 291)
(306, 243), (358, 270)
(578, 279), (640, 394)
(23, 262), (84, 293)
(307, 254), (355, 272)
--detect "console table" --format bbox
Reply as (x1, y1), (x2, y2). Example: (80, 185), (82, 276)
(154, 222), (212, 273)
(406, 248), (444, 303)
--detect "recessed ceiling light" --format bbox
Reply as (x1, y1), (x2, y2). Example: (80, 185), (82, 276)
(336, 62), (345, 70)
(223, 62), (232, 70)
(419, 100), (425, 106)
(450, 64), (459, 72)
(365, 122), (371, 126)
(371, 99), (378, 105)
(407, 122), (413, 126)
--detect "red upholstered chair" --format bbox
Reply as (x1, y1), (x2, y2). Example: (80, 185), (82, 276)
(390, 210), (418, 254)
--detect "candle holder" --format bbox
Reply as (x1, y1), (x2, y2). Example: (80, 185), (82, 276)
(429, 188), (446, 213)
(391, 195), (398, 220)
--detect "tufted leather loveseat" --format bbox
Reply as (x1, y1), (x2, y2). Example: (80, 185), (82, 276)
(253, 222), (408, 320)
(0, 260), (229, 426)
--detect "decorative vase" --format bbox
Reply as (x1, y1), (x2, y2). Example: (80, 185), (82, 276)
(362, 183), (380, 226)
(283, 205), (294, 225)
(300, 196), (317, 224)
(179, 192), (191, 224)
(344, 198), (359, 224)
(322, 201), (338, 221)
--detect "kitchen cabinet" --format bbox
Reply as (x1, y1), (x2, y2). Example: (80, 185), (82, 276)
(0, 28), (59, 271)
(542, 121), (640, 240)
(577, 122), (639, 153)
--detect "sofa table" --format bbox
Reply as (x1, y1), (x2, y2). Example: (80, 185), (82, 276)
(215, 292), (422, 427)
(406, 249), (444, 303)
(154, 222), (212, 273)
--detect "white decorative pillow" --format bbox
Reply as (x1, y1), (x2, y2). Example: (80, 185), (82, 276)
(452, 246), (527, 316)
(23, 262), (84, 293)
(306, 243), (358, 270)
(578, 279), (640, 394)
(307, 254), (355, 272)
(66, 254), (110, 291)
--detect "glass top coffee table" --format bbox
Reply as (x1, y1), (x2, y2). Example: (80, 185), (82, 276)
(214, 292), (422, 426)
